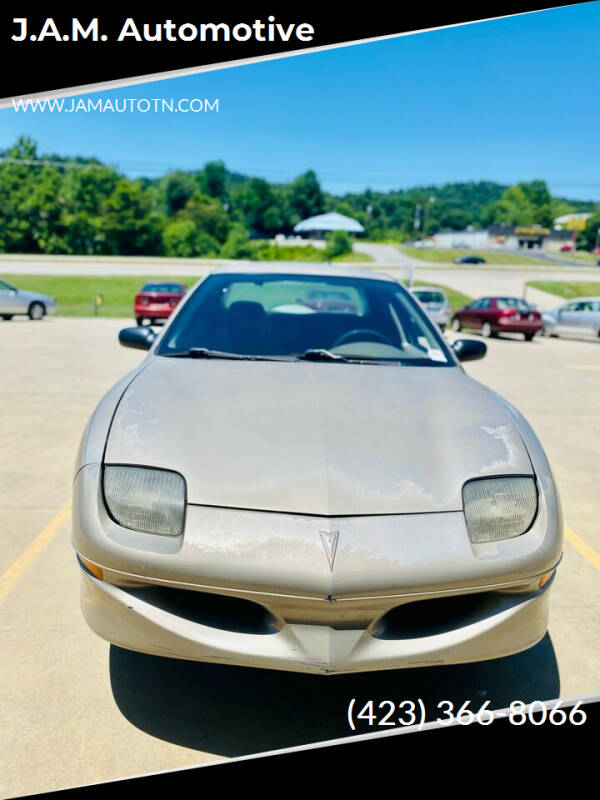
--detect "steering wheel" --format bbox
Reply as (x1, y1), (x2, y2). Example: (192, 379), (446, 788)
(332, 328), (393, 348)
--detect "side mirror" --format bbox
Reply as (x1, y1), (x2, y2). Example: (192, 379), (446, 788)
(119, 326), (156, 351)
(452, 338), (486, 362)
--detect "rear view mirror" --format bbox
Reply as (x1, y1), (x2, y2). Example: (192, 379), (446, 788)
(119, 326), (156, 351)
(452, 338), (486, 362)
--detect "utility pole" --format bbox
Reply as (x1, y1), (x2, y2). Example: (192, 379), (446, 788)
(424, 196), (435, 235)
(414, 203), (422, 233)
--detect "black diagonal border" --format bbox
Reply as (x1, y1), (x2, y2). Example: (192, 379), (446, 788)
(20, 695), (600, 797)
(1, 3), (584, 100)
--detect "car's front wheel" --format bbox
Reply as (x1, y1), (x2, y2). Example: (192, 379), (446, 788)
(28, 302), (45, 320)
(1, 314), (13, 321)
(451, 317), (462, 332)
(481, 322), (494, 338)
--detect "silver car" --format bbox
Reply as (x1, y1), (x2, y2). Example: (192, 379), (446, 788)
(542, 297), (600, 340)
(409, 285), (451, 330)
(72, 265), (562, 675)
(0, 277), (56, 320)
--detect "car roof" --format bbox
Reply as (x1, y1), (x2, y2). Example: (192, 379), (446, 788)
(562, 296), (600, 302)
(142, 280), (184, 285)
(410, 286), (446, 293)
(209, 263), (396, 282)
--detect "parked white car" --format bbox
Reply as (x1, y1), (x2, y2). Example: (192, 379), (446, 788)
(0, 277), (56, 320)
(409, 285), (451, 330)
(542, 297), (600, 339)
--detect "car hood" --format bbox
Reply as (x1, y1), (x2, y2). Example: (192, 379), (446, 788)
(104, 358), (533, 515)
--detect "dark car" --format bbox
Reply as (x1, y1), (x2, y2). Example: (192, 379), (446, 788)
(451, 296), (543, 341)
(134, 282), (186, 326)
(454, 255), (486, 264)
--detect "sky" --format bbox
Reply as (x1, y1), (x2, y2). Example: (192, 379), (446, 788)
(2, 3), (600, 199)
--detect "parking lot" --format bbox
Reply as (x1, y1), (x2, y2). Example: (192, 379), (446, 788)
(1, 315), (599, 797)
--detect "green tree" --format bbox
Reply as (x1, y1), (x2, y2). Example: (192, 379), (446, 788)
(483, 185), (536, 226)
(162, 218), (220, 257)
(574, 208), (600, 251)
(219, 224), (253, 259)
(236, 178), (284, 236)
(324, 230), (352, 259)
(179, 194), (231, 242)
(98, 179), (162, 255)
(161, 171), (197, 216)
(199, 161), (227, 200)
(289, 170), (325, 221)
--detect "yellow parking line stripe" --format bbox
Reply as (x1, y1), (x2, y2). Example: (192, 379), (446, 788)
(0, 503), (70, 602)
(565, 526), (600, 572)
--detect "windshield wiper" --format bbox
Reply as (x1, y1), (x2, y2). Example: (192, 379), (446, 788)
(296, 349), (403, 365)
(296, 349), (349, 362)
(163, 348), (286, 361)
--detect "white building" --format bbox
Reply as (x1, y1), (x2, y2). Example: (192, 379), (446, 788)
(294, 212), (365, 238)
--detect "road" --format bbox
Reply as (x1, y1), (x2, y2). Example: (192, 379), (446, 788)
(1, 317), (599, 797)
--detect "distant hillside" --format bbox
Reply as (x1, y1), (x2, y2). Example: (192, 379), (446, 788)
(0, 135), (597, 256)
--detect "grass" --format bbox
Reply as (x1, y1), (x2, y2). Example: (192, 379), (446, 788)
(527, 280), (600, 300)
(251, 243), (372, 263)
(399, 246), (543, 265)
(331, 251), (372, 263)
(3, 272), (472, 318)
(1, 275), (198, 318)
(555, 250), (599, 264)
(410, 280), (471, 312)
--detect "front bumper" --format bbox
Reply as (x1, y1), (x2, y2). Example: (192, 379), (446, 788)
(79, 568), (551, 674)
(73, 462), (562, 674)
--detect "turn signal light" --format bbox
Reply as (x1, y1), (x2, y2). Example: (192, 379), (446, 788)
(539, 570), (555, 589)
(78, 555), (104, 581)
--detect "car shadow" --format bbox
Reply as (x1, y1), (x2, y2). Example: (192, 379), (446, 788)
(109, 633), (559, 756)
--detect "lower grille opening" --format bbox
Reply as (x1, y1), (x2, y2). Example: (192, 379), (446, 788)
(373, 592), (495, 640)
(125, 586), (280, 635)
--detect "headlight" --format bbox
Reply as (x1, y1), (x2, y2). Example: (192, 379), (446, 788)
(463, 476), (537, 543)
(103, 465), (186, 536)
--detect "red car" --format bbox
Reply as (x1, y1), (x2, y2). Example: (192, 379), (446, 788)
(451, 296), (543, 341)
(134, 282), (186, 326)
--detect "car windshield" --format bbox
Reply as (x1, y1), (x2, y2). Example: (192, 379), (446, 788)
(141, 283), (183, 293)
(496, 297), (533, 312)
(413, 290), (445, 304)
(156, 273), (454, 366)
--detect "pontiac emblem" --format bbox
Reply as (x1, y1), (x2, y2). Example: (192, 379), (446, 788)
(319, 529), (339, 571)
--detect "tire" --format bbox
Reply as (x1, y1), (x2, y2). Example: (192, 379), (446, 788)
(481, 322), (494, 338)
(1, 314), (13, 320)
(451, 317), (462, 332)
(136, 316), (144, 326)
(524, 332), (535, 342)
(28, 302), (45, 320)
